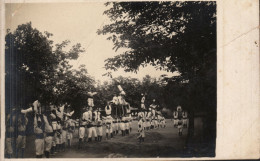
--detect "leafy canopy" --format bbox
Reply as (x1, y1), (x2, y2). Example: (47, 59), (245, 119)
(98, 1), (216, 80)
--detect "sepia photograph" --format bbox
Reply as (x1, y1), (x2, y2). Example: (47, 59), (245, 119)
(4, 1), (217, 159)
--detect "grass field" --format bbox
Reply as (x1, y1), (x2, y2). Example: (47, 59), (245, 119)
(11, 117), (213, 158)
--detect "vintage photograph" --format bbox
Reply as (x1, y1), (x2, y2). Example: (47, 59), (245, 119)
(4, 1), (216, 158)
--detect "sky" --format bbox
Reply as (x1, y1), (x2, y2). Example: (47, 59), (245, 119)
(5, 2), (177, 83)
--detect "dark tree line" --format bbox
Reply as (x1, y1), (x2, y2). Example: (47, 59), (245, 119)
(5, 22), (92, 116)
(5, 23), (169, 117)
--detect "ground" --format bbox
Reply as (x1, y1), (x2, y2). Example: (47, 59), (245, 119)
(21, 118), (205, 158)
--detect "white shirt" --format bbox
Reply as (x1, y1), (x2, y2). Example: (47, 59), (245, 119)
(82, 111), (90, 121)
(56, 105), (64, 120)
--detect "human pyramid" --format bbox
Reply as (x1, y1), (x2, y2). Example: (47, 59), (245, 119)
(5, 85), (169, 158)
(78, 85), (134, 149)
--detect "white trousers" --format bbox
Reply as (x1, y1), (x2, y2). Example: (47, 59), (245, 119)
(119, 122), (125, 131)
(88, 127), (97, 138)
(79, 127), (85, 139)
(97, 126), (103, 136)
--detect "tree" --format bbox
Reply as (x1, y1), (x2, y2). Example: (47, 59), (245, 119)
(98, 2), (216, 156)
(5, 22), (87, 114)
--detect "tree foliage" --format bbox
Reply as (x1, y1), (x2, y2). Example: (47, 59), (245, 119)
(5, 22), (92, 115)
(98, 1), (216, 78)
(98, 0), (216, 115)
(98, 2), (216, 155)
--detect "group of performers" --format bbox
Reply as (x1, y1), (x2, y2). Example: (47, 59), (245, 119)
(5, 84), (179, 158)
(78, 85), (133, 149)
(5, 100), (76, 158)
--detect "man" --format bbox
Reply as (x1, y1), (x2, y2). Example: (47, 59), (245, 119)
(154, 115), (158, 129)
(60, 124), (66, 152)
(112, 118), (116, 136)
(66, 119), (75, 148)
(125, 118), (130, 135)
(111, 94), (119, 118)
(158, 115), (162, 128)
(150, 99), (157, 117)
(96, 108), (103, 141)
(81, 107), (90, 145)
(56, 104), (65, 121)
(43, 113), (54, 158)
(173, 110), (178, 127)
(150, 116), (155, 129)
(177, 106), (183, 125)
(55, 120), (62, 152)
(137, 118), (145, 143)
(88, 107), (98, 142)
(182, 111), (188, 128)
(146, 117), (150, 130)
(21, 100), (42, 114)
(16, 112), (28, 158)
(105, 101), (112, 117)
(138, 110), (145, 120)
(5, 107), (17, 158)
(178, 119), (183, 136)
(78, 109), (88, 149)
(34, 113), (45, 158)
(146, 108), (152, 130)
(120, 116), (126, 136)
(162, 116), (166, 128)
(105, 116), (113, 139)
(87, 90), (97, 107)
(65, 109), (75, 148)
(129, 117), (132, 132)
(50, 105), (57, 155)
(117, 93), (125, 117)
(124, 103), (131, 134)
(114, 117), (119, 135)
(141, 93), (146, 110)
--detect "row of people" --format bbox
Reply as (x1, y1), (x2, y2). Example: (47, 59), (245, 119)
(5, 109), (28, 158)
(5, 100), (76, 158)
(137, 115), (166, 143)
(77, 105), (133, 149)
